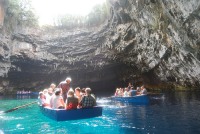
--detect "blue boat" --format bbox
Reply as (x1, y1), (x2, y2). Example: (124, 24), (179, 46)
(111, 95), (149, 104)
(40, 106), (103, 121)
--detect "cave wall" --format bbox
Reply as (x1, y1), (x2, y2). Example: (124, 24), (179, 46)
(105, 0), (200, 88)
(0, 0), (5, 28)
(0, 0), (200, 94)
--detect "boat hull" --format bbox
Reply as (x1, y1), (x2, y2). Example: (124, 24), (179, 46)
(40, 106), (103, 121)
(111, 95), (149, 104)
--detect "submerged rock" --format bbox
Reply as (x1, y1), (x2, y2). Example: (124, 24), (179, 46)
(0, 0), (200, 94)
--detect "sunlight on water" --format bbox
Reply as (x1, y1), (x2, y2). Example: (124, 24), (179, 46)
(96, 97), (111, 103)
(0, 115), (24, 121)
(97, 97), (128, 109)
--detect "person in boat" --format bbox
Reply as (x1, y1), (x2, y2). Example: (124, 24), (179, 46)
(80, 88), (86, 96)
(139, 85), (147, 95)
(66, 89), (78, 110)
(119, 88), (124, 96)
(123, 88), (129, 97)
(128, 86), (137, 96)
(50, 88), (65, 109)
(50, 83), (56, 92)
(45, 88), (54, 105)
(43, 89), (48, 99)
(127, 82), (133, 90)
(57, 77), (71, 102)
(114, 88), (120, 96)
(38, 91), (50, 107)
(79, 88), (96, 108)
(136, 87), (141, 95)
(75, 87), (82, 102)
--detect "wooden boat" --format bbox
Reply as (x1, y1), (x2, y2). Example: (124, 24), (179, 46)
(111, 95), (149, 104)
(40, 106), (103, 121)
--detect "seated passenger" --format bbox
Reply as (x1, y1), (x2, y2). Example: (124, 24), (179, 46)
(80, 88), (86, 96)
(127, 82), (133, 90)
(66, 89), (78, 110)
(50, 88), (65, 109)
(136, 87), (141, 95)
(118, 88), (124, 97)
(114, 88), (120, 96)
(79, 88), (96, 108)
(123, 88), (129, 97)
(140, 85), (147, 95)
(128, 87), (137, 96)
(45, 88), (53, 105)
(38, 91), (50, 107)
(43, 89), (48, 99)
(50, 83), (56, 92)
(75, 87), (82, 103)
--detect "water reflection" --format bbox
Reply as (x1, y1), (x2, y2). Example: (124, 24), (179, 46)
(163, 91), (200, 105)
(16, 95), (31, 99)
(0, 94), (37, 100)
(97, 91), (200, 133)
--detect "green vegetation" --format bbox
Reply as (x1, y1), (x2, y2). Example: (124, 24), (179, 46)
(55, 3), (110, 29)
(3, 0), (109, 31)
(4, 0), (38, 31)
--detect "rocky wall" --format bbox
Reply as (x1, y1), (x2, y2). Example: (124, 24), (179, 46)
(0, 0), (200, 94)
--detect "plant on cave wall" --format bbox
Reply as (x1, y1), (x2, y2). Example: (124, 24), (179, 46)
(4, 0), (38, 32)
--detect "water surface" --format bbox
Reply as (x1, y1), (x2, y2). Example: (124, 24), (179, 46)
(0, 92), (200, 134)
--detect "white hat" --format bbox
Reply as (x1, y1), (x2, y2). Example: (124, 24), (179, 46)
(54, 88), (61, 93)
(65, 77), (72, 82)
(39, 91), (43, 95)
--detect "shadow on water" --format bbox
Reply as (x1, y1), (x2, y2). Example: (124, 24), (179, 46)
(161, 91), (200, 105)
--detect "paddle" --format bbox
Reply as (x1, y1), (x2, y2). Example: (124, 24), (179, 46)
(4, 101), (38, 113)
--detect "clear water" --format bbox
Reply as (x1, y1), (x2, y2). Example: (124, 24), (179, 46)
(0, 92), (200, 134)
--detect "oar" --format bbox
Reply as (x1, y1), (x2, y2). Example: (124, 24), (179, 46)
(4, 101), (38, 113)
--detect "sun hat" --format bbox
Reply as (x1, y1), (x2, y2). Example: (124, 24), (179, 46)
(39, 91), (43, 95)
(65, 77), (72, 82)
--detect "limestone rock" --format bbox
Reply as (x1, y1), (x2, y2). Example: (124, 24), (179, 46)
(0, 0), (200, 93)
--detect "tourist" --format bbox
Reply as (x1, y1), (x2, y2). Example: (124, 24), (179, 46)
(127, 82), (133, 90)
(66, 89), (78, 110)
(38, 91), (50, 107)
(75, 87), (82, 102)
(57, 77), (71, 102)
(50, 88), (65, 109)
(45, 88), (53, 104)
(114, 88), (120, 96)
(80, 88), (86, 96)
(140, 85), (147, 95)
(79, 88), (96, 108)
(128, 87), (137, 96)
(136, 87), (141, 95)
(119, 88), (124, 96)
(123, 88), (129, 97)
(43, 89), (48, 99)
(50, 83), (56, 92)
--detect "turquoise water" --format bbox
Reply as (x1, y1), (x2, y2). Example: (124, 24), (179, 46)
(0, 92), (200, 134)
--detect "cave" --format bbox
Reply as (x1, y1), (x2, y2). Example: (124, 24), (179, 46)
(0, 0), (200, 94)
